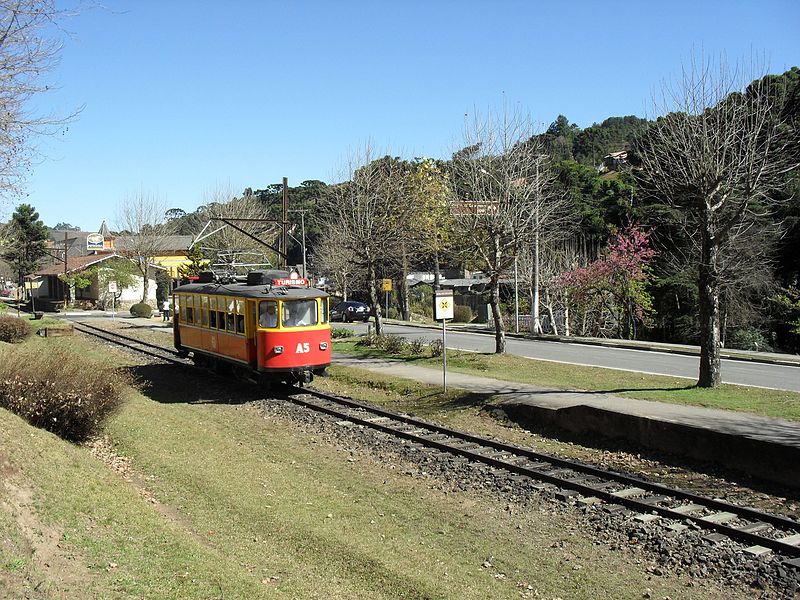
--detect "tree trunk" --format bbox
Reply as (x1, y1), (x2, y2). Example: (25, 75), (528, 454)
(368, 260), (383, 336)
(490, 273), (506, 353)
(698, 213), (722, 388)
(433, 251), (441, 290)
(141, 262), (150, 303)
(544, 288), (558, 336)
(401, 246), (410, 321)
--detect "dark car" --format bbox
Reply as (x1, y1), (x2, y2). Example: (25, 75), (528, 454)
(330, 301), (371, 322)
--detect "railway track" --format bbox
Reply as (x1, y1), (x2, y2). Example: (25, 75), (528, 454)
(72, 321), (800, 563)
(281, 390), (800, 562)
(70, 320), (190, 365)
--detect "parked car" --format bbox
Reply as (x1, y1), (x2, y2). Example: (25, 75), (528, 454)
(330, 301), (371, 322)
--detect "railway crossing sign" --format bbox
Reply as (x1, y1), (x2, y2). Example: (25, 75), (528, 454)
(434, 289), (454, 391)
(434, 290), (454, 320)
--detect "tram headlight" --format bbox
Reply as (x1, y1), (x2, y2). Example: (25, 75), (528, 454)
(274, 345), (284, 354)
(319, 342), (328, 350)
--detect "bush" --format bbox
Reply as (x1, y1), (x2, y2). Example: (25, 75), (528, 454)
(357, 332), (380, 348)
(727, 327), (772, 352)
(387, 307), (399, 320)
(130, 302), (153, 318)
(331, 327), (351, 339)
(429, 338), (444, 357)
(0, 344), (128, 442)
(410, 301), (433, 319)
(453, 304), (473, 323)
(0, 315), (32, 343)
(378, 334), (407, 354)
(409, 338), (426, 355)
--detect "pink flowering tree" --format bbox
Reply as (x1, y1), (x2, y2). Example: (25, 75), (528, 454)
(558, 224), (656, 339)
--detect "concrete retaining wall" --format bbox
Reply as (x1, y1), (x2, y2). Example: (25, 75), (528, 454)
(502, 403), (800, 490)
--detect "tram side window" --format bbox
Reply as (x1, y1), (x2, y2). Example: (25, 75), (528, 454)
(200, 295), (209, 327)
(178, 295), (186, 322)
(185, 296), (194, 324)
(209, 296), (217, 328)
(282, 299), (318, 328)
(320, 298), (328, 324)
(236, 299), (245, 334)
(259, 301), (278, 328)
(226, 298), (235, 332)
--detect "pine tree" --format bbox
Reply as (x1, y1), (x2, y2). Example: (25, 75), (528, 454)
(1, 204), (48, 292)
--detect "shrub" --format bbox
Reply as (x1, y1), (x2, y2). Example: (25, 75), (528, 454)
(453, 304), (473, 323)
(378, 334), (407, 354)
(387, 307), (399, 320)
(331, 327), (351, 339)
(0, 315), (32, 343)
(410, 301), (433, 319)
(130, 302), (153, 318)
(408, 338), (426, 355)
(0, 344), (129, 442)
(727, 327), (772, 352)
(357, 332), (380, 348)
(429, 339), (444, 357)
(0, 301), (7, 311)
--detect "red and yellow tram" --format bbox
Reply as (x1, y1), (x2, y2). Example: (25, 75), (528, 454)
(172, 270), (331, 384)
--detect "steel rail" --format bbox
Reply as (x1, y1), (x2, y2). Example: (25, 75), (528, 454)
(284, 387), (800, 559)
(70, 321), (189, 365)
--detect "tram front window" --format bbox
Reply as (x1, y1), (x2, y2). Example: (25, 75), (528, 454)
(282, 300), (318, 327)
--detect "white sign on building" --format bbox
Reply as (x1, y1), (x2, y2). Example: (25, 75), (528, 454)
(87, 232), (104, 250)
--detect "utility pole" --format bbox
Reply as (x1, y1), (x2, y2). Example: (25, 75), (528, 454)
(288, 209), (308, 278)
(63, 231), (68, 306)
(282, 177), (288, 269)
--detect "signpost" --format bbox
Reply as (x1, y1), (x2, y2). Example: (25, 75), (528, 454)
(434, 289), (454, 391)
(382, 279), (392, 316)
(108, 281), (118, 319)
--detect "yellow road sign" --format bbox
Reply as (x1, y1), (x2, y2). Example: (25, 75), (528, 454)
(382, 278), (392, 292)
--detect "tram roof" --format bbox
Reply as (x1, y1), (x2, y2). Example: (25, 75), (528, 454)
(172, 281), (327, 300)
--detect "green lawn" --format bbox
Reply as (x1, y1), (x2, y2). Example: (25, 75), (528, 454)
(0, 336), (740, 599)
(333, 339), (800, 421)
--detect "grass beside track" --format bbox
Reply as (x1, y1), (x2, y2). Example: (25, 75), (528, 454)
(333, 340), (800, 422)
(0, 336), (738, 599)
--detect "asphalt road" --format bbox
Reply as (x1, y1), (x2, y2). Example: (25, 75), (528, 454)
(336, 321), (800, 392)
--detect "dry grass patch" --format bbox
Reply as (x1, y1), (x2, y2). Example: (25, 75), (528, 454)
(0, 341), (129, 442)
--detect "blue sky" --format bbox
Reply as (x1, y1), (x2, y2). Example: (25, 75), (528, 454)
(13, 0), (800, 231)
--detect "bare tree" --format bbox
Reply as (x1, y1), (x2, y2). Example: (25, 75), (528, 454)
(319, 145), (410, 335)
(0, 0), (77, 204)
(450, 108), (554, 353)
(115, 192), (176, 302)
(636, 59), (799, 387)
(311, 220), (360, 301)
